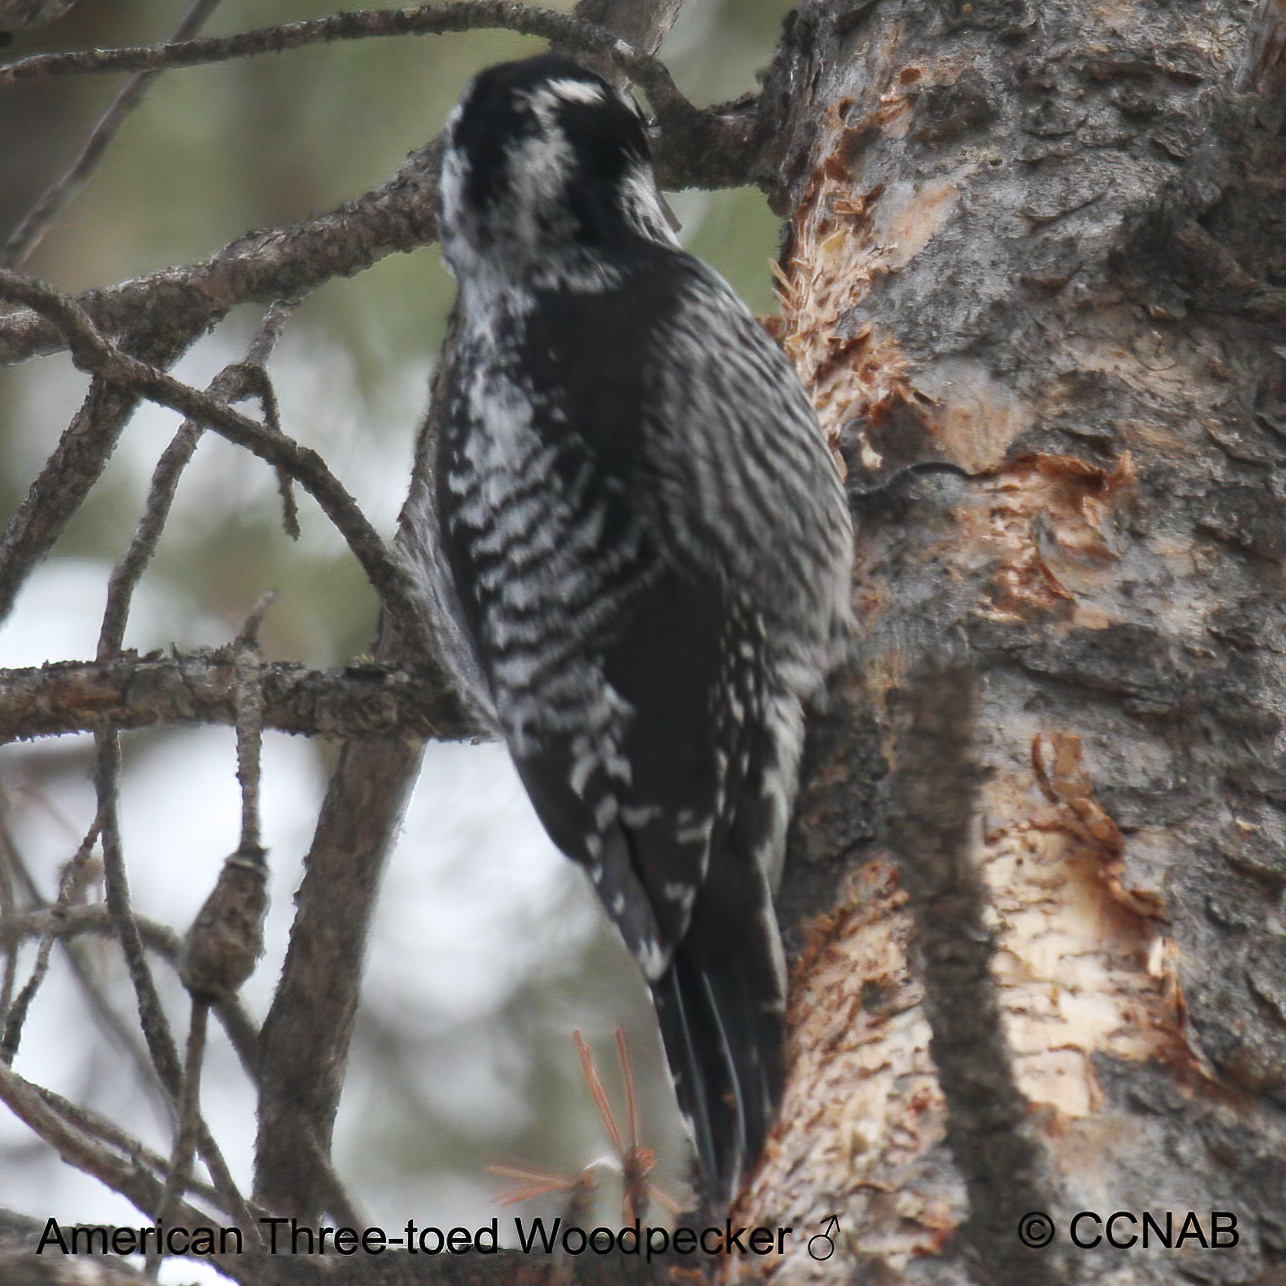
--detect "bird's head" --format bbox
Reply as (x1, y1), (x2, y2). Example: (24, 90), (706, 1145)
(439, 53), (676, 278)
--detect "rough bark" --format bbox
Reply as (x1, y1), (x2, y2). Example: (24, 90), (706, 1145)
(735, 1), (1286, 1283)
(0, 655), (475, 744)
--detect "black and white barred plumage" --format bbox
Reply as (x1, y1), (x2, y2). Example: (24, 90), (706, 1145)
(411, 53), (853, 1202)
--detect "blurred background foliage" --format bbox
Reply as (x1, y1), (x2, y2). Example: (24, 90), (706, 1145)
(0, 0), (797, 1261)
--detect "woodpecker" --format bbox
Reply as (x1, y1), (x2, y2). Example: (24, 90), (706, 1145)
(407, 53), (853, 1203)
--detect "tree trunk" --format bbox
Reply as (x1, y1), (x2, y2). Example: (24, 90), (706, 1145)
(739, 1), (1286, 1283)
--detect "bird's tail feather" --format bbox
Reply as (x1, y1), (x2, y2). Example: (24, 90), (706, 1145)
(652, 932), (784, 1205)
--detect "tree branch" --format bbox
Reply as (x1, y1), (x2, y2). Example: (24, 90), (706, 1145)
(0, 2), (646, 85)
(1, 823), (167, 1099)
(0, 654), (479, 743)
(252, 738), (423, 1220)
(0, 819), (99, 1064)
(0, 0), (723, 155)
(571, 0), (684, 56)
(95, 726), (259, 1241)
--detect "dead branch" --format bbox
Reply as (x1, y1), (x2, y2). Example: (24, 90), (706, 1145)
(0, 654), (479, 744)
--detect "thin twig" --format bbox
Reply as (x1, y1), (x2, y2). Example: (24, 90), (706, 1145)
(234, 593), (273, 855)
(1, 0), (226, 268)
(156, 999), (209, 1244)
(0, 801), (16, 1023)
(236, 299), (303, 538)
(98, 417), (200, 657)
(0, 818), (100, 1064)
(96, 300), (296, 661)
(2, 1063), (279, 1281)
(91, 726), (258, 1241)
(0, 3), (649, 86)
(0, 2), (705, 153)
(221, 366), (299, 538)
(89, 720), (252, 1243)
(94, 728), (183, 1092)
(196, 1102), (257, 1241)
(0, 2), (707, 182)
(4, 901), (176, 950)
